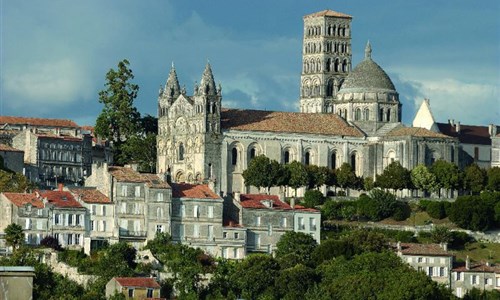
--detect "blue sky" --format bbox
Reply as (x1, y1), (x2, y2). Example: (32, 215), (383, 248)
(1, 0), (499, 127)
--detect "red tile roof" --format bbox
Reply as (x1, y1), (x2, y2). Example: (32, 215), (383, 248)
(304, 9), (352, 19)
(0, 116), (78, 128)
(0, 144), (23, 152)
(35, 133), (82, 142)
(69, 188), (111, 204)
(171, 183), (220, 199)
(221, 109), (364, 137)
(294, 204), (320, 213)
(437, 123), (492, 145)
(397, 243), (452, 256)
(239, 194), (292, 210)
(114, 277), (160, 288)
(39, 190), (83, 208)
(386, 127), (454, 139)
(2, 193), (44, 208)
(452, 262), (500, 273)
(108, 167), (170, 189)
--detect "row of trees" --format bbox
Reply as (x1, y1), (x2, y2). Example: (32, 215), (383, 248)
(243, 154), (500, 197)
(94, 59), (157, 172)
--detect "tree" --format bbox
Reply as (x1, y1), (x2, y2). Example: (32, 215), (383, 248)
(95, 59), (141, 164)
(275, 231), (318, 266)
(463, 164), (486, 194)
(305, 165), (328, 190)
(430, 226), (452, 244)
(303, 189), (325, 208)
(363, 176), (374, 191)
(231, 254), (280, 300)
(286, 161), (308, 196)
(336, 163), (357, 194)
(411, 164), (437, 196)
(120, 133), (157, 173)
(430, 159), (461, 198)
(448, 195), (496, 231)
(5, 223), (24, 250)
(0, 170), (32, 192)
(276, 264), (319, 300)
(242, 155), (283, 193)
(487, 167), (500, 191)
(369, 189), (398, 220)
(376, 161), (412, 194)
(40, 236), (62, 251)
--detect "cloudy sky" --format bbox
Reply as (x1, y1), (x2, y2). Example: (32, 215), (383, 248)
(1, 0), (499, 127)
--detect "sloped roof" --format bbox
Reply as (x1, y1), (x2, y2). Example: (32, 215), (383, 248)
(386, 127), (454, 139)
(0, 144), (23, 152)
(69, 188), (111, 204)
(113, 277), (160, 288)
(452, 262), (500, 273)
(437, 123), (492, 145)
(0, 116), (78, 128)
(2, 193), (44, 208)
(239, 194), (291, 210)
(398, 243), (452, 257)
(339, 55), (395, 92)
(171, 183), (220, 199)
(108, 167), (170, 189)
(221, 109), (364, 137)
(39, 190), (83, 208)
(35, 133), (82, 142)
(304, 9), (352, 19)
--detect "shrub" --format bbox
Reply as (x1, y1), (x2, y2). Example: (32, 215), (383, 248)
(356, 195), (379, 221)
(369, 189), (397, 220)
(426, 201), (446, 219)
(40, 236), (62, 251)
(321, 200), (343, 220)
(337, 190), (346, 196)
(303, 189), (325, 208)
(392, 202), (411, 221)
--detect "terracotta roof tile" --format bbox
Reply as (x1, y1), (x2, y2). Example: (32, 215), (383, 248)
(437, 123), (493, 145)
(386, 127), (453, 139)
(0, 144), (23, 152)
(171, 183), (220, 199)
(35, 133), (82, 142)
(294, 204), (320, 213)
(0, 116), (78, 128)
(397, 243), (452, 256)
(39, 190), (83, 208)
(452, 262), (500, 273)
(304, 10), (352, 19)
(239, 194), (292, 210)
(221, 109), (364, 137)
(108, 167), (170, 189)
(2, 193), (44, 208)
(69, 188), (111, 204)
(114, 277), (160, 288)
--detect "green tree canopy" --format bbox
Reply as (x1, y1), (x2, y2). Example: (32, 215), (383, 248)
(376, 161), (412, 192)
(242, 155), (283, 193)
(120, 133), (157, 173)
(275, 231), (318, 266)
(336, 163), (357, 190)
(0, 169), (32, 192)
(411, 164), (437, 195)
(487, 166), (500, 191)
(448, 194), (498, 231)
(285, 161), (308, 195)
(231, 254), (280, 300)
(276, 264), (319, 300)
(463, 163), (486, 194)
(5, 223), (24, 250)
(430, 159), (461, 197)
(305, 165), (328, 189)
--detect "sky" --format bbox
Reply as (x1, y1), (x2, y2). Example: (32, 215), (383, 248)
(1, 0), (499, 127)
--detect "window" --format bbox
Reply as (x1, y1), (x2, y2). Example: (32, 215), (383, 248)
(284, 151), (290, 164)
(121, 185), (127, 196)
(181, 205), (186, 217)
(298, 217), (305, 230)
(193, 224), (200, 237)
(75, 234), (80, 245)
(67, 234), (73, 245)
(208, 225), (214, 240)
(91, 205), (96, 215)
(417, 257), (423, 263)
(350, 153), (357, 172)
(179, 143), (185, 160)
(250, 148), (256, 160)
(439, 267), (445, 277)
(90, 220), (94, 231)
(472, 275), (478, 285)
(235, 232), (239, 239)
(193, 205), (200, 218)
(304, 151), (311, 165)
(256, 216), (261, 226)
(355, 108), (361, 121)
(102, 206), (106, 216)
(37, 209), (43, 216)
(128, 288), (134, 298)
(25, 218), (32, 229)
(231, 148), (238, 165)
(310, 217), (317, 231)
(281, 217), (287, 228)
(486, 278), (492, 285)
(102, 221), (106, 232)
(223, 232), (227, 239)
(54, 214), (60, 225)
(157, 193), (164, 202)
(208, 206), (214, 218)
(255, 234), (261, 248)
(135, 186), (141, 197)
(268, 224), (273, 236)
(233, 248), (238, 259)
(37, 220), (43, 230)
(147, 288), (153, 298)
(121, 202), (126, 214)
(427, 267), (433, 277)
(330, 152), (336, 169)
(156, 225), (164, 233)
(456, 272), (462, 281)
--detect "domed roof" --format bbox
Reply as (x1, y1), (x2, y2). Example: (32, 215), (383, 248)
(339, 42), (396, 92)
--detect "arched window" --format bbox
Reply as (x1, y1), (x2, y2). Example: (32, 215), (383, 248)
(325, 58), (331, 72)
(355, 108), (361, 121)
(231, 148), (238, 166)
(342, 59), (348, 72)
(451, 147), (455, 163)
(351, 152), (357, 172)
(379, 108), (384, 122)
(344, 109), (348, 119)
(330, 152), (336, 169)
(364, 108), (370, 121)
(179, 143), (184, 161)
(250, 148), (256, 160)
(326, 79), (334, 97)
(305, 151), (311, 165)
(386, 108), (391, 122)
(284, 151), (290, 164)
(334, 58), (340, 72)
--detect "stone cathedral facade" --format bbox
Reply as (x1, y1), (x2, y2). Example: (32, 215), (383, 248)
(157, 9), (459, 196)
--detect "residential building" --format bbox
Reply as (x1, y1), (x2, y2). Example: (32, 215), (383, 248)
(0, 266), (35, 300)
(451, 257), (500, 297)
(105, 277), (162, 299)
(0, 143), (24, 173)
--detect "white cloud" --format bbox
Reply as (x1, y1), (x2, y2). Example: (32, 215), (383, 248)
(3, 59), (94, 109)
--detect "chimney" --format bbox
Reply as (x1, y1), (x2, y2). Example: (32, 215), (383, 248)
(466, 255), (470, 270)
(456, 122), (461, 133)
(489, 124), (497, 137)
(440, 243), (448, 252)
(290, 197), (295, 209)
(58, 183), (64, 192)
(486, 261), (490, 267)
(234, 191), (241, 202)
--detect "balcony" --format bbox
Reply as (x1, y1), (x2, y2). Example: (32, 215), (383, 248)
(119, 229), (146, 238)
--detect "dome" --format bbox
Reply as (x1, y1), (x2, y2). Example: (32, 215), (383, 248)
(338, 41), (396, 93)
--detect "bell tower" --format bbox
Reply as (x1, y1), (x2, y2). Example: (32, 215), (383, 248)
(300, 10), (352, 113)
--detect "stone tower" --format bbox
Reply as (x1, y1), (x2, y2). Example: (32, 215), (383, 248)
(300, 9), (352, 113)
(157, 63), (222, 185)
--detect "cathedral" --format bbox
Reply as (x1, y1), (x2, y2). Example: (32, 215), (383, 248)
(156, 9), (458, 195)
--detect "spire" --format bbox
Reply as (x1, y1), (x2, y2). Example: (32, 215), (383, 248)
(365, 40), (372, 60)
(164, 63), (181, 99)
(199, 62), (217, 96)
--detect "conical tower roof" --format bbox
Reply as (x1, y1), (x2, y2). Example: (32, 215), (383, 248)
(199, 62), (217, 96)
(164, 63), (181, 98)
